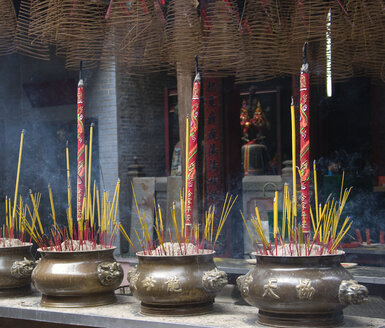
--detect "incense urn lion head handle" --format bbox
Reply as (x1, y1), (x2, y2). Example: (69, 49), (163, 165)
(339, 280), (368, 305)
(97, 262), (123, 287)
(236, 274), (254, 298)
(127, 266), (139, 291)
(202, 268), (228, 293)
(11, 258), (36, 279)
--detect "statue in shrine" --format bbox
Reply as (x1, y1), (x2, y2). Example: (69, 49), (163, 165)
(240, 98), (271, 176)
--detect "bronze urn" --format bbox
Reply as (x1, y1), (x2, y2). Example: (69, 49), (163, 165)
(236, 250), (368, 327)
(32, 247), (123, 307)
(128, 250), (228, 315)
(0, 240), (35, 296)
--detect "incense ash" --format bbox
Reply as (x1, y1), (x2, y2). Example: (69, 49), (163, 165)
(242, 167), (353, 257)
(119, 185), (238, 256)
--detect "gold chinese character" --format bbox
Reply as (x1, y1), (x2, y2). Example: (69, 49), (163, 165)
(262, 278), (280, 299)
(142, 276), (156, 291)
(296, 279), (315, 300)
(165, 276), (182, 293)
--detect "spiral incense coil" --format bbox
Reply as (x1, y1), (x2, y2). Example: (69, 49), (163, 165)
(345, 0), (385, 82)
(0, 0), (17, 56)
(103, 0), (167, 73)
(100, 0), (127, 71)
(58, 0), (106, 70)
(236, 0), (293, 83)
(286, 0), (331, 79)
(28, 0), (61, 46)
(201, 0), (243, 77)
(15, 0), (50, 60)
(165, 0), (202, 73)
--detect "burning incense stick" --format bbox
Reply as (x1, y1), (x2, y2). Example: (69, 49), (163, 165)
(12, 130), (25, 224)
(77, 64), (85, 223)
(123, 184), (236, 256)
(18, 124), (121, 252)
(242, 171), (353, 256)
(185, 57), (201, 229)
(300, 42), (311, 234)
(290, 98), (297, 220)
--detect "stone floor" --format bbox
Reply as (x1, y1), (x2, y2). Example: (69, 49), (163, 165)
(0, 289), (384, 328)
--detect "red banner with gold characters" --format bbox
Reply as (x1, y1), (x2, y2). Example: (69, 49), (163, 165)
(300, 67), (310, 233)
(204, 77), (224, 223)
(77, 78), (85, 221)
(185, 72), (201, 226)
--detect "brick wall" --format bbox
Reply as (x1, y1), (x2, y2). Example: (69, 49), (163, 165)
(86, 65), (119, 198)
(116, 67), (174, 253)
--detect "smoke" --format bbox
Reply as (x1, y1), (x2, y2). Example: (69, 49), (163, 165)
(0, 54), (99, 233)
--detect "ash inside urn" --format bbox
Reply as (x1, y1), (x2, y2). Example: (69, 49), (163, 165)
(50, 240), (108, 251)
(0, 238), (26, 247)
(147, 242), (213, 256)
(256, 244), (344, 257)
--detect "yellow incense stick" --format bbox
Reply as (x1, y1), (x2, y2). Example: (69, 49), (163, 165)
(91, 181), (96, 228)
(29, 191), (44, 236)
(339, 171), (345, 207)
(84, 144), (88, 220)
(113, 180), (120, 225)
(273, 191), (279, 236)
(240, 211), (254, 245)
(158, 204), (164, 233)
(96, 188), (101, 228)
(48, 184), (57, 230)
(119, 224), (136, 252)
(5, 196), (8, 233)
(12, 130), (25, 222)
(313, 161), (319, 225)
(282, 183), (288, 240)
(290, 99), (297, 217)
(87, 124), (94, 219)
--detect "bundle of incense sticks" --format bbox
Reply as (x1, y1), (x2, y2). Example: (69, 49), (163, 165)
(119, 185), (238, 256)
(241, 167), (353, 256)
(1, 130), (26, 244)
(20, 124), (121, 251)
(20, 181), (120, 251)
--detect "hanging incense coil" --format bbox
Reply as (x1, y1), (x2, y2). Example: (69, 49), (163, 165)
(284, 1), (355, 84)
(165, 0), (202, 73)
(0, 0), (17, 56)
(345, 0), (385, 82)
(103, 0), (167, 73)
(26, 0), (106, 69)
(236, 0), (293, 83)
(28, 0), (62, 46)
(99, 0), (125, 71)
(328, 3), (354, 83)
(274, 1), (297, 77)
(285, 0), (331, 77)
(58, 0), (106, 70)
(201, 0), (244, 77)
(15, 0), (50, 60)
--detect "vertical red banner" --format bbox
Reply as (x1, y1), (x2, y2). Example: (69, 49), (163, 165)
(77, 79), (85, 221)
(185, 73), (201, 226)
(204, 78), (224, 241)
(300, 70), (310, 233)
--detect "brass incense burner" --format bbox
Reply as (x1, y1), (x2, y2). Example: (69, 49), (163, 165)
(128, 250), (228, 315)
(32, 247), (123, 307)
(0, 241), (35, 296)
(237, 250), (368, 327)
